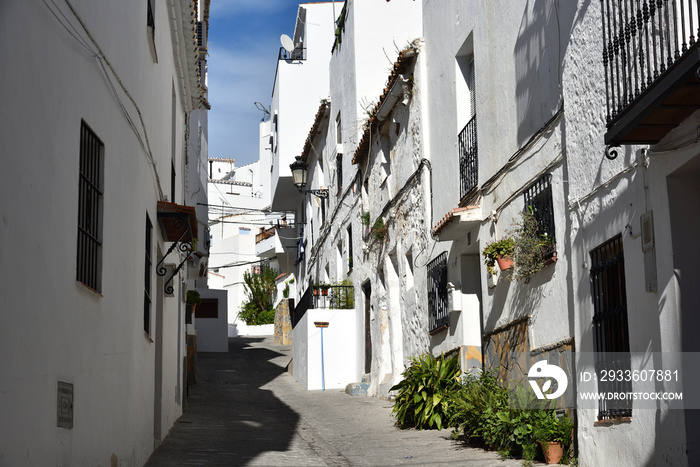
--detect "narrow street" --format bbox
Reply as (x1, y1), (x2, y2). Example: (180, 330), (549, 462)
(144, 337), (529, 466)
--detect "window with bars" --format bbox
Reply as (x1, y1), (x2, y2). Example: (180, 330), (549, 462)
(336, 152), (343, 196)
(427, 252), (449, 332)
(590, 235), (632, 420)
(347, 226), (353, 271)
(523, 173), (556, 257)
(76, 121), (104, 292)
(147, 0), (155, 28)
(144, 215), (152, 334)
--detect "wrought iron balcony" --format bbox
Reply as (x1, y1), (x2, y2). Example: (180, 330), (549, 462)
(459, 115), (478, 201)
(278, 46), (306, 61)
(602, 0), (700, 146)
(292, 285), (355, 328)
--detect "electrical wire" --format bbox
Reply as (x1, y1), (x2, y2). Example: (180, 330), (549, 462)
(48, 0), (165, 200)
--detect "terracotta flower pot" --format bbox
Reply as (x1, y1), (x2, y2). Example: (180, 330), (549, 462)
(540, 441), (564, 464)
(313, 288), (320, 296)
(321, 288), (329, 296)
(496, 256), (514, 271)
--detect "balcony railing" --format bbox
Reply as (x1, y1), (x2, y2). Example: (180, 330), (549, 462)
(292, 285), (355, 328)
(602, 0), (700, 144)
(278, 46), (306, 61)
(255, 225), (277, 244)
(459, 115), (478, 201)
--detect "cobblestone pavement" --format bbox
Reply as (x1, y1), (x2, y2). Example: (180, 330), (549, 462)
(144, 336), (534, 467)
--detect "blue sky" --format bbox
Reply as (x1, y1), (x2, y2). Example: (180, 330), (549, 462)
(207, 1), (309, 167)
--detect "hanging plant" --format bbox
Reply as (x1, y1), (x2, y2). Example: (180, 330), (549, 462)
(482, 237), (515, 276)
(371, 217), (388, 240)
(511, 209), (556, 282)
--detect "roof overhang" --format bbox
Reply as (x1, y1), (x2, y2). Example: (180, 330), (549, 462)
(432, 205), (483, 240)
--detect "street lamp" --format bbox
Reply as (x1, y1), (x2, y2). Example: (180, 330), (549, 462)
(290, 156), (329, 199)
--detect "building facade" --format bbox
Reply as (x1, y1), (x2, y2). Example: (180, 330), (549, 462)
(277, 0), (700, 465)
(0, 0), (208, 464)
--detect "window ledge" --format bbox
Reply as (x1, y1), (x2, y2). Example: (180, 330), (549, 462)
(429, 324), (449, 336)
(594, 417), (632, 427)
(77, 281), (103, 297)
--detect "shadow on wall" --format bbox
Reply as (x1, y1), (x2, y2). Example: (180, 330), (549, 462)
(145, 337), (298, 465)
(514, 0), (580, 144)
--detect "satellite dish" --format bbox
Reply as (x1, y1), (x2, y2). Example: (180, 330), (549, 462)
(280, 34), (294, 53)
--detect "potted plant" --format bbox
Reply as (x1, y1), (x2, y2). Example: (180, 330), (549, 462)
(511, 209), (556, 282)
(320, 283), (331, 296)
(371, 217), (388, 240)
(186, 290), (202, 315)
(482, 237), (515, 275)
(533, 412), (573, 464)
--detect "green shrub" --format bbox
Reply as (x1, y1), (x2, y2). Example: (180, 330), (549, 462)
(391, 353), (461, 430)
(448, 373), (573, 462)
(239, 265), (278, 325)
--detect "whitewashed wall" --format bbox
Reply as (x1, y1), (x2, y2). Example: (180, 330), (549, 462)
(270, 3), (338, 212)
(0, 0), (201, 465)
(293, 308), (360, 390)
(562, 1), (695, 464)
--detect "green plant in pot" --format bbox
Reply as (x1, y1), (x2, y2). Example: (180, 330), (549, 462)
(482, 237), (515, 275)
(511, 209), (556, 282)
(371, 217), (388, 240)
(533, 412), (573, 464)
(186, 290), (202, 306)
(186, 289), (202, 316)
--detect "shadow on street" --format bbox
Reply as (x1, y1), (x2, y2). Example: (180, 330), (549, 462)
(145, 337), (298, 466)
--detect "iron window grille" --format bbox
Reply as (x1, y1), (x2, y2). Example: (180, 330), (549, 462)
(590, 235), (632, 420)
(147, 0), (155, 28)
(336, 152), (343, 195)
(427, 252), (449, 332)
(458, 115), (478, 201)
(523, 173), (556, 257)
(76, 121), (104, 292)
(144, 215), (152, 334)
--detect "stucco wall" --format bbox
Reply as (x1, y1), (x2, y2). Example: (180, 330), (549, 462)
(0, 1), (200, 465)
(292, 308), (360, 391)
(194, 288), (229, 352)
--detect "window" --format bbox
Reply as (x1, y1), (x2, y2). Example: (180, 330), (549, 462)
(523, 173), (555, 256)
(144, 215), (153, 334)
(238, 227), (251, 235)
(147, 0), (155, 28)
(146, 0), (157, 61)
(76, 121), (104, 292)
(590, 235), (631, 420)
(347, 226), (353, 271)
(427, 252), (449, 332)
(336, 152), (343, 195)
(457, 53), (477, 201)
(170, 161), (176, 203)
(336, 113), (342, 145)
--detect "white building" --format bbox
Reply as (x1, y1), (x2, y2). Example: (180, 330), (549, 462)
(422, 1), (700, 466)
(269, 2), (340, 213)
(287, 0), (423, 394)
(0, 0), (207, 465)
(284, 0), (700, 464)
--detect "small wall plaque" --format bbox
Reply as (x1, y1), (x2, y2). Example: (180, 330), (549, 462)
(57, 381), (73, 429)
